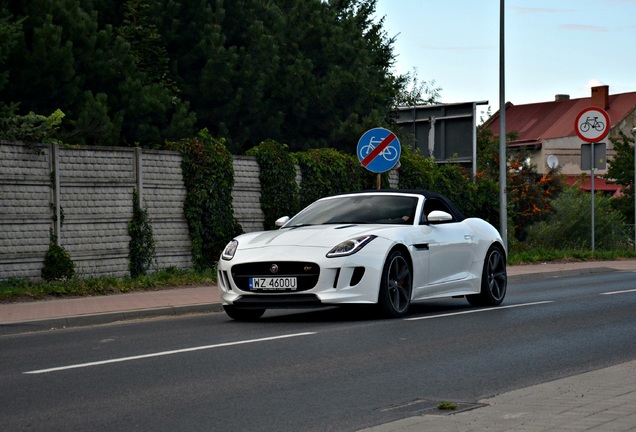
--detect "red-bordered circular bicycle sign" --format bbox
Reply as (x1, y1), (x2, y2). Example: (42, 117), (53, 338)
(574, 107), (610, 143)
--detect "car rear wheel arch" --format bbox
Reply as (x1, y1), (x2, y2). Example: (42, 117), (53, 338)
(467, 243), (507, 307)
(377, 245), (414, 318)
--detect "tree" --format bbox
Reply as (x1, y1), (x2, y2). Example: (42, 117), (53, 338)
(154, 0), (406, 153)
(476, 125), (564, 242)
(506, 152), (563, 241)
(604, 131), (635, 222)
(394, 68), (442, 107)
(0, 0), (195, 147)
(1, 0), (407, 151)
(0, 6), (22, 117)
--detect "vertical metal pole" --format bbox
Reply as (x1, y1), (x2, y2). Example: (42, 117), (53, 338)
(472, 102), (477, 179)
(591, 143), (595, 252)
(499, 0), (508, 251)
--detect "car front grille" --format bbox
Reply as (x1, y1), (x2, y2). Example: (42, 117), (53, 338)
(231, 261), (320, 292)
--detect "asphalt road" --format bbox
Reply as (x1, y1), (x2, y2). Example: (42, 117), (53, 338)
(1, 272), (635, 432)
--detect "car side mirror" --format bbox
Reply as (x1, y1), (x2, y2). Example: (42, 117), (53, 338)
(275, 216), (290, 227)
(427, 210), (453, 224)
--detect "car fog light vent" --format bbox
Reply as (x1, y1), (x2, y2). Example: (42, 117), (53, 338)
(222, 271), (231, 290)
(333, 268), (341, 289)
(350, 267), (365, 286)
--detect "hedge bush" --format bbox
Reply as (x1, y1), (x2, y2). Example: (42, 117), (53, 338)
(247, 140), (299, 230)
(167, 129), (243, 269)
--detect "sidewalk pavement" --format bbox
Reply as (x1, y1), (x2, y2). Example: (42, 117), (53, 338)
(1, 260), (636, 431)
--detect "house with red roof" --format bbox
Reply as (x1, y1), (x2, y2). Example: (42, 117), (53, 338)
(484, 85), (636, 195)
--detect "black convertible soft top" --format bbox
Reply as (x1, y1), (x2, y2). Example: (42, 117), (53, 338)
(337, 189), (466, 222)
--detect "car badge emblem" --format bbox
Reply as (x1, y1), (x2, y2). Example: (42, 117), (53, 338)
(304, 266), (312, 272)
(270, 264), (279, 274)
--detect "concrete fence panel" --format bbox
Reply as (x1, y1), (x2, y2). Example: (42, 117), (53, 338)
(0, 141), (399, 281)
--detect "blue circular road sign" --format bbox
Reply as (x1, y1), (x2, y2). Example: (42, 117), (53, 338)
(357, 127), (401, 173)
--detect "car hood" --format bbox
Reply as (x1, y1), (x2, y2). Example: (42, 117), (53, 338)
(235, 224), (396, 249)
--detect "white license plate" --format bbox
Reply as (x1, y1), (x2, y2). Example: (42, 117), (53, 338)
(249, 277), (297, 290)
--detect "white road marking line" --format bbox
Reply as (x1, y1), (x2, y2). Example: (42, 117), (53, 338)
(600, 288), (636, 295)
(24, 332), (317, 375)
(404, 301), (554, 321)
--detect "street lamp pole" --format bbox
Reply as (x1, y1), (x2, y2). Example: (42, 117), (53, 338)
(499, 0), (507, 252)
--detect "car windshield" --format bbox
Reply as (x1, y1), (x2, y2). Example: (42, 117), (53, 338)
(285, 195), (418, 226)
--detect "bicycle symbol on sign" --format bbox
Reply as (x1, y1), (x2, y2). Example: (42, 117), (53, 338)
(358, 136), (399, 162)
(579, 116), (605, 133)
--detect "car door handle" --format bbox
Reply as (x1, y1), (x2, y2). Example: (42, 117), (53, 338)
(413, 243), (429, 250)
(464, 235), (473, 240)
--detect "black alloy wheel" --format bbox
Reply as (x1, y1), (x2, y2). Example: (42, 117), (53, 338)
(378, 250), (413, 318)
(467, 244), (507, 306)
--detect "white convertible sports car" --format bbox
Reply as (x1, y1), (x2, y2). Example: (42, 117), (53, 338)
(217, 190), (507, 320)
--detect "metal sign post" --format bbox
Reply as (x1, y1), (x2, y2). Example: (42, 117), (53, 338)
(591, 143), (595, 252)
(580, 142), (606, 252)
(576, 107), (610, 253)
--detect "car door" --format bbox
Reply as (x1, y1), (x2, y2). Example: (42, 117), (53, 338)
(426, 222), (474, 285)
(414, 198), (475, 295)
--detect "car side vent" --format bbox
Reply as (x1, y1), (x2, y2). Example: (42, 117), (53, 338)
(350, 267), (365, 286)
(222, 271), (232, 290)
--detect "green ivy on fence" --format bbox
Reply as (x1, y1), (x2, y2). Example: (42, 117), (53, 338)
(293, 148), (386, 209)
(247, 140), (299, 230)
(168, 129), (243, 269)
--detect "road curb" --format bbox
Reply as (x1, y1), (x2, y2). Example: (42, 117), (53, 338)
(0, 303), (225, 336)
(508, 266), (618, 283)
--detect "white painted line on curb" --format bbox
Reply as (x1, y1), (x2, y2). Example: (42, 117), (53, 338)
(24, 332), (317, 375)
(404, 301), (554, 321)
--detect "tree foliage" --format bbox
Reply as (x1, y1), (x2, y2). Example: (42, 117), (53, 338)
(398, 145), (499, 224)
(506, 152), (564, 242)
(246, 140), (299, 230)
(0, 5), (22, 117)
(604, 131), (635, 222)
(394, 68), (442, 107)
(0, 0), (196, 147)
(476, 125), (564, 242)
(0, 0), (404, 152)
(168, 130), (243, 269)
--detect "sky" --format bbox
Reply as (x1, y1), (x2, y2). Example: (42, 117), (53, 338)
(374, 0), (636, 120)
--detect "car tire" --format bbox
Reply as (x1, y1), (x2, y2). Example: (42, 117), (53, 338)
(223, 305), (266, 321)
(378, 250), (412, 318)
(467, 244), (507, 307)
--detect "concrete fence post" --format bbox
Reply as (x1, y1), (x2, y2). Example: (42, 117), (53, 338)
(50, 142), (61, 245)
(135, 147), (143, 202)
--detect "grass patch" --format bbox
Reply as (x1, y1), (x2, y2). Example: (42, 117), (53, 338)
(0, 267), (216, 302)
(508, 248), (636, 265)
(437, 401), (459, 411)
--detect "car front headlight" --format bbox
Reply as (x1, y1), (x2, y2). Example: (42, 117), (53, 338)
(222, 240), (239, 260)
(327, 235), (376, 258)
